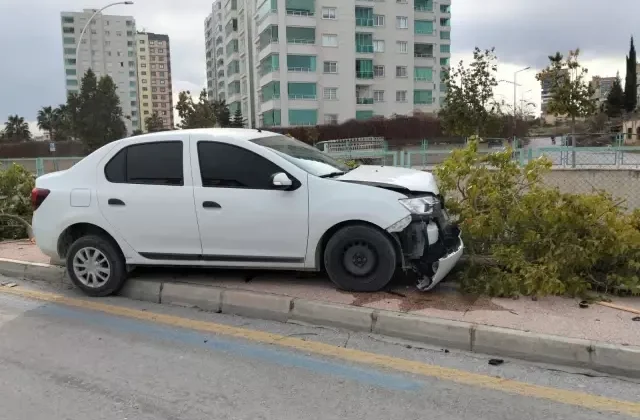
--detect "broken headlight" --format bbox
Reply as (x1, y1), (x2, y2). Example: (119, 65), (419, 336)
(398, 195), (439, 215)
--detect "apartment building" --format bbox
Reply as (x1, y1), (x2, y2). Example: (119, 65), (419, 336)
(590, 75), (616, 107)
(136, 32), (175, 131)
(205, 0), (257, 127)
(60, 10), (140, 134)
(540, 68), (569, 118)
(205, 0), (451, 128)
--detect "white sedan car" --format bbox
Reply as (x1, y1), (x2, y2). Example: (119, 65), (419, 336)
(31, 129), (463, 296)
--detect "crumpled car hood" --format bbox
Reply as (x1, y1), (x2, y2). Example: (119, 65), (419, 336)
(336, 165), (439, 195)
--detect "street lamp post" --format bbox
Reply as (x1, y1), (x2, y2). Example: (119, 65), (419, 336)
(75, 1), (134, 79)
(513, 66), (531, 146)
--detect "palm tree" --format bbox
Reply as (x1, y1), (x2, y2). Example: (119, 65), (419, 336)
(37, 106), (55, 140)
(3, 115), (31, 141)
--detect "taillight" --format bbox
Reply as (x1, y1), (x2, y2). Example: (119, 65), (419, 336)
(31, 188), (50, 211)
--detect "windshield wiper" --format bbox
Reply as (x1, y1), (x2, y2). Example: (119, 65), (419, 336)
(319, 171), (346, 178)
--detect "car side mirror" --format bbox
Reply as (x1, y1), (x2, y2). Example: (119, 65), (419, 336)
(272, 172), (293, 189)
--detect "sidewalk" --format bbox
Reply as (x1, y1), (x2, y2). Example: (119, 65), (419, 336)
(2, 240), (639, 348)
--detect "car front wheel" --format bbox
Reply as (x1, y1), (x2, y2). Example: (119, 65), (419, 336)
(324, 225), (397, 292)
(66, 235), (127, 297)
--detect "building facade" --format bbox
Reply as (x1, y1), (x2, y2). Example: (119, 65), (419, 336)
(205, 0), (257, 127)
(60, 10), (140, 134)
(205, 0), (451, 128)
(590, 75), (616, 108)
(136, 32), (175, 131)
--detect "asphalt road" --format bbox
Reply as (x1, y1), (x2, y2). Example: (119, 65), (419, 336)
(1, 281), (639, 420)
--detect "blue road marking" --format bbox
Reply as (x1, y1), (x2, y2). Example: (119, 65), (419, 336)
(34, 303), (423, 392)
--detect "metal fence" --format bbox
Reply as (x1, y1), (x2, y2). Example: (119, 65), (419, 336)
(0, 157), (83, 176)
(1, 136), (639, 210)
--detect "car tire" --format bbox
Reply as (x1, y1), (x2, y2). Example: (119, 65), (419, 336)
(66, 235), (127, 297)
(324, 224), (397, 292)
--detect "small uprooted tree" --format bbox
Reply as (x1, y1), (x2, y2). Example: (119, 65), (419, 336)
(435, 141), (640, 298)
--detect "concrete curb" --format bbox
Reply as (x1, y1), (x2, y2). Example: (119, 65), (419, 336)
(2, 258), (640, 378)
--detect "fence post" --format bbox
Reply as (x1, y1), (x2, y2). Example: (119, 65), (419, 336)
(35, 158), (45, 177)
(527, 147), (533, 164)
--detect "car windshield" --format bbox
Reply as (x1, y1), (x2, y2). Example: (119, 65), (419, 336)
(250, 135), (350, 177)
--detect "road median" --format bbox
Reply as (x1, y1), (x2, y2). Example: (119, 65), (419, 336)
(1, 257), (639, 378)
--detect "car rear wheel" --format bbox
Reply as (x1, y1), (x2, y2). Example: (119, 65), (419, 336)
(66, 235), (126, 297)
(324, 225), (397, 292)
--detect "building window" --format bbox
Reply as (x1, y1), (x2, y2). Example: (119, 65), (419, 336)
(396, 0), (408, 3)
(373, 40), (385, 52)
(140, 47), (146, 52)
(142, 79), (147, 83)
(141, 71), (147, 75)
(397, 41), (408, 53)
(151, 72), (156, 76)
(322, 34), (338, 47)
(396, 66), (408, 77)
(158, 48), (164, 53)
(152, 87), (157, 92)
(160, 80), (165, 84)
(323, 87), (338, 100)
(160, 72), (165, 76)
(321, 7), (336, 19)
(141, 63), (146, 68)
(160, 87), (166, 92)
(139, 39), (145, 44)
(143, 95), (148, 99)
(374, 91), (384, 102)
(323, 61), (338, 73)
(373, 15), (385, 26)
(396, 90), (407, 102)
(159, 64), (165, 69)
(440, 31), (450, 40)
(324, 114), (338, 125)
(374, 65), (385, 77)
(149, 48), (155, 53)
(396, 16), (408, 29)
(440, 44), (450, 54)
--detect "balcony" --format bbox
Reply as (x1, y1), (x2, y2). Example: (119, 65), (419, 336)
(414, 0), (434, 12)
(285, 0), (315, 16)
(355, 7), (374, 27)
(355, 33), (373, 53)
(288, 82), (317, 101)
(356, 44), (374, 53)
(286, 27), (315, 45)
(356, 59), (374, 80)
(257, 25), (279, 53)
(356, 71), (374, 79)
(287, 54), (316, 73)
(414, 43), (435, 60)
(356, 97), (374, 105)
(415, 20), (434, 36)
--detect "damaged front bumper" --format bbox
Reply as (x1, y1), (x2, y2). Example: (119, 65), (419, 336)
(390, 206), (464, 291)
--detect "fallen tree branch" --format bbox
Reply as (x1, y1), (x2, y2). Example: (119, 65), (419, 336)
(596, 301), (640, 315)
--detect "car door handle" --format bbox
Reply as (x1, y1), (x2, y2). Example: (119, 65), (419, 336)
(202, 201), (221, 209)
(108, 198), (125, 206)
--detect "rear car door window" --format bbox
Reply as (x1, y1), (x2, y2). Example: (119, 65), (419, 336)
(104, 141), (183, 186)
(197, 142), (283, 189)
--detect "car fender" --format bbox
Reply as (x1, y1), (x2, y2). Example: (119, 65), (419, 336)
(304, 176), (410, 269)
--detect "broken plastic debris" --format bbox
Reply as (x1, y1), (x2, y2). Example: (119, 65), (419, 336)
(632, 317), (640, 322)
(488, 359), (504, 366)
(578, 301), (589, 309)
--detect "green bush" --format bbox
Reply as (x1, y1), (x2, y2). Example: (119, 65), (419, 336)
(435, 141), (640, 297)
(0, 164), (35, 239)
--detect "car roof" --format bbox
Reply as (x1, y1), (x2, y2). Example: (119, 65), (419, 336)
(124, 128), (280, 143)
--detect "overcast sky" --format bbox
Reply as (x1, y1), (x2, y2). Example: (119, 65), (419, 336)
(0, 0), (636, 133)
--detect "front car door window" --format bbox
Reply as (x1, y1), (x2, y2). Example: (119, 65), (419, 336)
(197, 141), (290, 189)
(192, 140), (309, 261)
